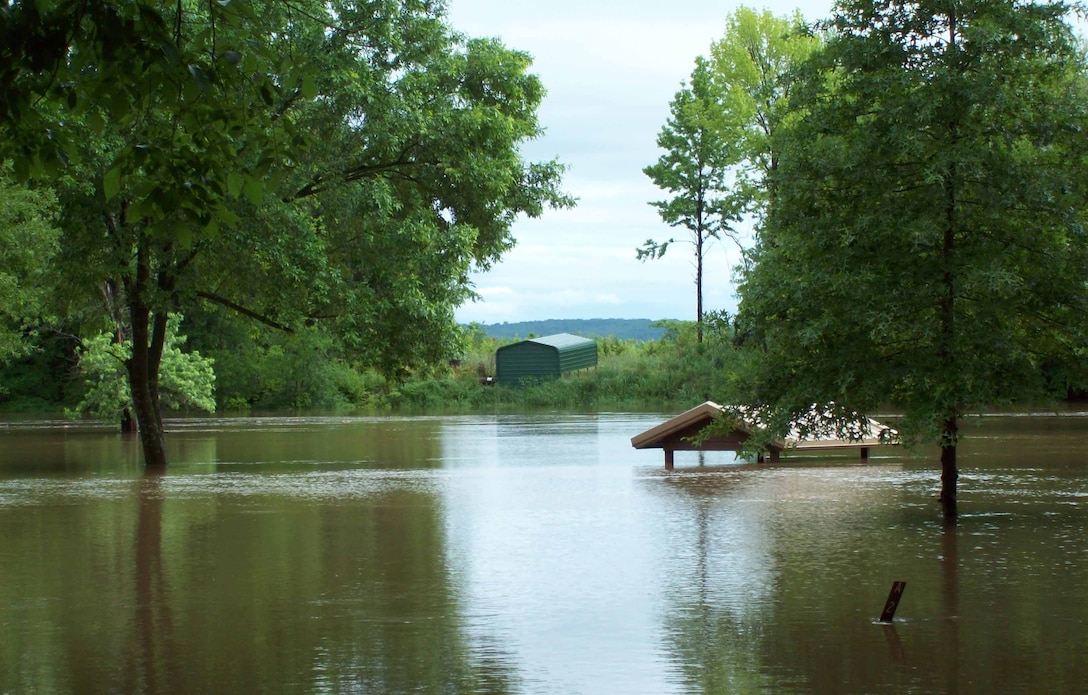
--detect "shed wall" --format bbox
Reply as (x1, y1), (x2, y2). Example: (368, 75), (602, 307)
(556, 341), (598, 373)
(495, 334), (598, 385)
(496, 342), (560, 384)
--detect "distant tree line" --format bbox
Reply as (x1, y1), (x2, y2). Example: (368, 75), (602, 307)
(474, 319), (669, 342)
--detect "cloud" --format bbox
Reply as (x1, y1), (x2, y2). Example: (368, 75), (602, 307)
(447, 0), (829, 322)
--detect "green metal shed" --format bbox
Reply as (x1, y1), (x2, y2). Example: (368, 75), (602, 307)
(495, 333), (598, 385)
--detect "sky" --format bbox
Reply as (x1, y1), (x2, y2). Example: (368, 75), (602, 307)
(446, 0), (834, 324)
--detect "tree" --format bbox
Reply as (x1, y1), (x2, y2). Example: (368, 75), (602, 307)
(639, 7), (818, 344)
(2, 0), (570, 465)
(0, 172), (59, 364)
(641, 57), (743, 343)
(70, 317), (215, 429)
(735, 0), (1088, 518)
(708, 7), (819, 218)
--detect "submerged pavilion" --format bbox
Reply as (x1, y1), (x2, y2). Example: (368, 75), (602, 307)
(631, 401), (897, 469)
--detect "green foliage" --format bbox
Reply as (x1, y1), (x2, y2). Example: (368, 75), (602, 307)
(639, 6), (819, 340)
(379, 320), (750, 411)
(736, 0), (1088, 449)
(0, 328), (78, 411)
(643, 56), (745, 248)
(181, 307), (380, 411)
(0, 171), (59, 362)
(0, 0), (297, 234)
(709, 7), (820, 216)
(71, 317), (215, 421)
(1, 0), (570, 462)
(643, 57), (744, 336)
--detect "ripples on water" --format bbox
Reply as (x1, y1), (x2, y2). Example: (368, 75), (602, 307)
(1, 413), (1087, 694)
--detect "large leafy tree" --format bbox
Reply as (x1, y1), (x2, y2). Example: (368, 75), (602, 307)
(642, 10), (817, 343)
(641, 57), (743, 343)
(709, 7), (819, 218)
(1, 0), (569, 465)
(736, 0), (1088, 518)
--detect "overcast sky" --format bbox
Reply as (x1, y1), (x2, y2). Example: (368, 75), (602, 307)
(446, 0), (834, 324)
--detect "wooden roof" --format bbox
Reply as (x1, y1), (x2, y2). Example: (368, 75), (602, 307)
(631, 401), (742, 450)
(631, 401), (896, 453)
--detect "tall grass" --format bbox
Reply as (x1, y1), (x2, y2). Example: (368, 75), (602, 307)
(376, 320), (751, 412)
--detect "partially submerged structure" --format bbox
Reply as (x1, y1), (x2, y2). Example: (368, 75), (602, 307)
(631, 401), (896, 469)
(495, 333), (598, 385)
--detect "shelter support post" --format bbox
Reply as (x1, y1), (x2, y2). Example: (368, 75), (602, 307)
(664, 449), (674, 471)
(861, 447), (870, 461)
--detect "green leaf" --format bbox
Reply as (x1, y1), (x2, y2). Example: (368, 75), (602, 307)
(243, 176), (263, 205)
(103, 166), (122, 200)
(227, 171), (244, 197)
(301, 74), (318, 100)
(176, 223), (193, 249)
(216, 206), (240, 228)
(86, 111), (105, 134)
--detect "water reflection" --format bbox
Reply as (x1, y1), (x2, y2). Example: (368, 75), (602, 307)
(134, 469), (174, 694)
(941, 521), (960, 695)
(1, 414), (1087, 693)
(652, 472), (776, 692)
(1, 416), (531, 694)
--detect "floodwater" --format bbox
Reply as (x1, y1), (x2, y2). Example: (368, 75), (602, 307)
(1, 412), (1086, 694)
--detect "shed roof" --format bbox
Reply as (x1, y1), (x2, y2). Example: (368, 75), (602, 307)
(631, 401), (896, 452)
(523, 333), (595, 349)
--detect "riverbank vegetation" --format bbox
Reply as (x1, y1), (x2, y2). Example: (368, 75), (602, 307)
(0, 0), (570, 465)
(0, 314), (749, 416)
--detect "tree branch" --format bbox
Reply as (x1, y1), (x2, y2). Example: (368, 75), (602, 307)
(196, 292), (294, 332)
(287, 140), (435, 201)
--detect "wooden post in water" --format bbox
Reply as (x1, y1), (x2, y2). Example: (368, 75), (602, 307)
(664, 448), (674, 471)
(879, 581), (907, 623)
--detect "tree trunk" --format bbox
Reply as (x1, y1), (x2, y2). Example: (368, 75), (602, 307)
(939, 40), (959, 519)
(695, 184), (705, 344)
(696, 228), (704, 344)
(125, 244), (170, 468)
(128, 308), (168, 467)
(939, 416), (958, 519)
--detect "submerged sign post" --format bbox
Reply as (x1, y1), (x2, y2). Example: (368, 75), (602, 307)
(879, 581), (907, 623)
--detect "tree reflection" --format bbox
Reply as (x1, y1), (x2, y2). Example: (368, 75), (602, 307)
(655, 472), (774, 692)
(119, 419), (519, 693)
(942, 518), (960, 694)
(132, 467), (175, 694)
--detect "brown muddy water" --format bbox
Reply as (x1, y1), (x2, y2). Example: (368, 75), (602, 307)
(1, 412), (1086, 694)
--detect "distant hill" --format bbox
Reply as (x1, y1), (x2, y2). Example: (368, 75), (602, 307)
(473, 318), (672, 342)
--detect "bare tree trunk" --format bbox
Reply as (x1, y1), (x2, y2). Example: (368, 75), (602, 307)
(121, 408), (137, 433)
(696, 228), (704, 344)
(939, 51), (960, 518)
(939, 416), (958, 518)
